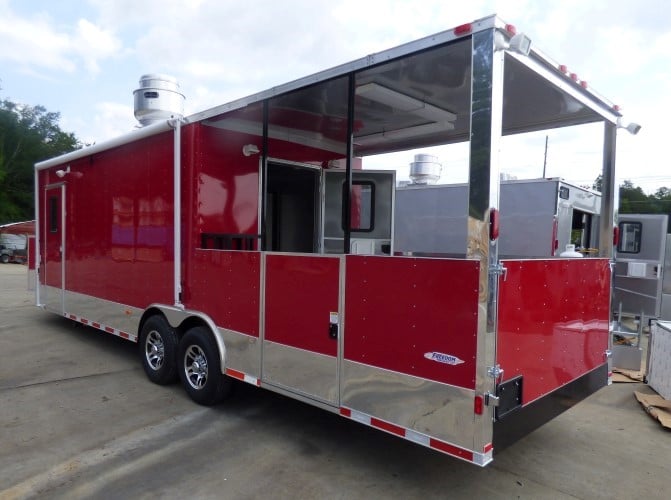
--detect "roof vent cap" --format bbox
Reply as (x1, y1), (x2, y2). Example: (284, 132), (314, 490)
(133, 73), (184, 126)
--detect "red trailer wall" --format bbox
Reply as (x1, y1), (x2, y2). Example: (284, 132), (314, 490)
(265, 254), (340, 356)
(41, 131), (175, 308)
(344, 256), (480, 389)
(188, 249), (261, 336)
(497, 258), (611, 405)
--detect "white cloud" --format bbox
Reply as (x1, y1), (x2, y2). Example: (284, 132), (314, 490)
(0, 8), (73, 71)
(73, 19), (123, 74)
(4, 0), (668, 192)
(62, 101), (136, 146)
(0, 3), (122, 75)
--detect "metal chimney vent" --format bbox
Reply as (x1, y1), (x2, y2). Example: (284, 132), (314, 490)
(409, 154), (442, 184)
(133, 74), (185, 126)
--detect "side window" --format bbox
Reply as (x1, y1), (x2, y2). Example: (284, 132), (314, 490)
(49, 196), (59, 233)
(343, 181), (375, 232)
(617, 221), (642, 253)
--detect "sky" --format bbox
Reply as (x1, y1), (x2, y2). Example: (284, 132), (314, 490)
(1, 0), (669, 192)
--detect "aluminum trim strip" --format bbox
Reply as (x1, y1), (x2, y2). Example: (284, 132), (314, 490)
(63, 311), (136, 342)
(338, 406), (482, 465)
(341, 359), (475, 450)
(220, 328), (261, 379)
(262, 341), (338, 405)
(54, 288), (144, 339)
(35, 120), (174, 170)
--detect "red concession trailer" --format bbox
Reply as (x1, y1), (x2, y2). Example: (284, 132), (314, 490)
(34, 15), (635, 466)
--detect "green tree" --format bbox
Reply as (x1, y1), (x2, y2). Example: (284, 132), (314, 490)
(619, 179), (653, 214)
(592, 174), (602, 192)
(0, 98), (81, 224)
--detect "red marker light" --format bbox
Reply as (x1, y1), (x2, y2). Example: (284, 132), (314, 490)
(474, 395), (484, 415)
(613, 226), (620, 247)
(570, 73), (578, 81)
(454, 23), (473, 36)
(552, 218), (559, 256)
(505, 24), (517, 35)
(559, 64), (568, 73)
(580, 80), (588, 89)
(489, 208), (500, 241)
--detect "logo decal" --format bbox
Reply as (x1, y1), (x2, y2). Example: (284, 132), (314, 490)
(424, 352), (465, 366)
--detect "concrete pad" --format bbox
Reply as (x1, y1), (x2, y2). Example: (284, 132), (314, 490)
(1, 263), (670, 499)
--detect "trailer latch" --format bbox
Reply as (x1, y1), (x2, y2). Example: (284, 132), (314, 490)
(489, 263), (508, 281)
(485, 393), (500, 407)
(329, 312), (339, 340)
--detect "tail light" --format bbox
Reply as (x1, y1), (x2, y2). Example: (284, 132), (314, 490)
(489, 208), (499, 241)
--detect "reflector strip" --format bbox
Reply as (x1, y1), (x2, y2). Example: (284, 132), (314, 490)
(339, 406), (479, 464)
(430, 438), (474, 461)
(63, 312), (137, 342)
(225, 368), (261, 386)
(484, 442), (494, 453)
(371, 417), (405, 437)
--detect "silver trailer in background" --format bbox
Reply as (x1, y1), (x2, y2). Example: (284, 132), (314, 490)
(613, 213), (670, 323)
(611, 214), (669, 370)
(395, 178), (601, 258)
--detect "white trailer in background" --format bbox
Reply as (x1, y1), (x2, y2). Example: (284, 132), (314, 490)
(613, 213), (670, 324)
(395, 178), (601, 258)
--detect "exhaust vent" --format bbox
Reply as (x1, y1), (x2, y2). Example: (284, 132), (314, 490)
(409, 154), (442, 185)
(133, 74), (184, 126)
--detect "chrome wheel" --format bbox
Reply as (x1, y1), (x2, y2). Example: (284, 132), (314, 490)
(184, 344), (209, 390)
(178, 326), (231, 405)
(145, 330), (165, 370)
(139, 315), (179, 385)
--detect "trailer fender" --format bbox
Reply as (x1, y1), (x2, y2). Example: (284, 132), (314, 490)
(144, 304), (227, 374)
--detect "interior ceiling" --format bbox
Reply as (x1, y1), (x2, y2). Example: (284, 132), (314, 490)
(204, 35), (603, 157)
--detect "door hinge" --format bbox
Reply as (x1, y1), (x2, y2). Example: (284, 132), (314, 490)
(487, 364), (504, 380)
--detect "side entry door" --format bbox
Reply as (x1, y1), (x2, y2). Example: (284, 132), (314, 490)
(42, 184), (65, 313)
(322, 170), (395, 255)
(613, 214), (668, 321)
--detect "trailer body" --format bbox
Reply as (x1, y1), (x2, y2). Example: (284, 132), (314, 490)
(613, 214), (671, 323)
(0, 233), (28, 264)
(35, 15), (626, 466)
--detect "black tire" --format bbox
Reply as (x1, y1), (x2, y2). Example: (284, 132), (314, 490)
(178, 326), (231, 406)
(139, 315), (179, 385)
(0, 254), (9, 264)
